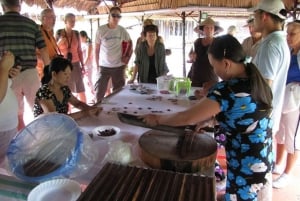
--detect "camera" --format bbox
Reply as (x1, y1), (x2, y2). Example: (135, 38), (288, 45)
(13, 56), (22, 68)
(67, 52), (72, 62)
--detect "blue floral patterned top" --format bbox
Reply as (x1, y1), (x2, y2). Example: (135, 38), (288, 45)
(33, 84), (72, 117)
(207, 78), (273, 201)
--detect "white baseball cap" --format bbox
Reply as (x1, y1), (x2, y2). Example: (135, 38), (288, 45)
(248, 0), (287, 20)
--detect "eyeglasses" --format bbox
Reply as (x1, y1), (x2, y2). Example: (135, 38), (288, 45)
(111, 14), (122, 18)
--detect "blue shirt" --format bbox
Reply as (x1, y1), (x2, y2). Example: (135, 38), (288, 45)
(253, 31), (290, 133)
(207, 78), (272, 200)
(287, 54), (300, 84)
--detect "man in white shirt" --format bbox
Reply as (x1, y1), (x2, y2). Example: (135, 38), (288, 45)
(94, 6), (133, 102)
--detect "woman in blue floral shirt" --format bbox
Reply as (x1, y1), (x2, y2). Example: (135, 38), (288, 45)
(142, 34), (273, 201)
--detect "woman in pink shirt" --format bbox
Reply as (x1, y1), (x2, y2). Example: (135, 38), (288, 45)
(56, 13), (86, 103)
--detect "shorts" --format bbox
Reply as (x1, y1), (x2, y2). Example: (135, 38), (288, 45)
(276, 109), (300, 153)
(11, 68), (40, 115)
(68, 62), (85, 93)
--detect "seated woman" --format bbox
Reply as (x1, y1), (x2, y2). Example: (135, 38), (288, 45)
(128, 24), (169, 84)
(142, 35), (273, 201)
(33, 57), (101, 120)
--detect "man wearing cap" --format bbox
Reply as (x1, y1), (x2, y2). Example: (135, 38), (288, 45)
(0, 0), (50, 130)
(249, 0), (290, 200)
(241, 17), (262, 60)
(188, 17), (223, 89)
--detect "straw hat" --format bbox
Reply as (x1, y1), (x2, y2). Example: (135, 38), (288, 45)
(194, 17), (224, 35)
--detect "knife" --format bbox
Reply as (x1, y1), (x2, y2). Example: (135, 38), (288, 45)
(117, 112), (203, 135)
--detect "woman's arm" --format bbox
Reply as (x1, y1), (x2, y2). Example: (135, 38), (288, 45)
(142, 97), (220, 127)
(69, 94), (90, 110)
(39, 99), (58, 113)
(76, 32), (85, 69)
(128, 65), (138, 84)
(157, 43), (169, 75)
(68, 94), (102, 120)
(0, 52), (15, 103)
(84, 42), (93, 65)
(128, 43), (143, 84)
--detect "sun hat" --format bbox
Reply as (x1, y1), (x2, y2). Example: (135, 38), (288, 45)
(194, 17), (224, 34)
(248, 0), (287, 20)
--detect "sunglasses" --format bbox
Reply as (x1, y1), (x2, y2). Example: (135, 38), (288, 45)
(111, 14), (122, 18)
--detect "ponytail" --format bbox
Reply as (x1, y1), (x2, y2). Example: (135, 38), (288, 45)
(41, 65), (51, 85)
(245, 62), (273, 111)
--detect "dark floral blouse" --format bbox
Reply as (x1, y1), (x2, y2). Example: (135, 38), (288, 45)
(33, 84), (71, 117)
(207, 78), (273, 201)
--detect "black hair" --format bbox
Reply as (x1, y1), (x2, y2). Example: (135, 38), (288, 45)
(1, 0), (20, 7)
(143, 24), (159, 37)
(80, 30), (91, 43)
(41, 57), (73, 85)
(208, 34), (272, 110)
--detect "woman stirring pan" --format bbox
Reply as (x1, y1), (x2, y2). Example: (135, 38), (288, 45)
(142, 35), (273, 201)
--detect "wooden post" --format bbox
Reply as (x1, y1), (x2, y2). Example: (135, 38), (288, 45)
(182, 11), (186, 77)
(90, 19), (93, 42)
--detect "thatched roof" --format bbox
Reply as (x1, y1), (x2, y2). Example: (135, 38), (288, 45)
(24, 0), (260, 12)
(117, 0), (260, 13)
(23, 0), (299, 17)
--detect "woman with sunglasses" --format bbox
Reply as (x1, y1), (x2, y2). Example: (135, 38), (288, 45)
(94, 6), (133, 103)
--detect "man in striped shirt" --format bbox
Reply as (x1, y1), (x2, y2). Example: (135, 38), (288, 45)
(0, 0), (50, 130)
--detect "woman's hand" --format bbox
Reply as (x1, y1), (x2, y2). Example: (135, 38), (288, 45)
(189, 52), (197, 62)
(195, 117), (216, 133)
(0, 51), (14, 72)
(141, 114), (160, 127)
(127, 79), (134, 84)
(8, 66), (21, 78)
(85, 106), (102, 117)
(194, 89), (205, 100)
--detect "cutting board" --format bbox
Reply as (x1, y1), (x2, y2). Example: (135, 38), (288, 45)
(139, 129), (217, 173)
